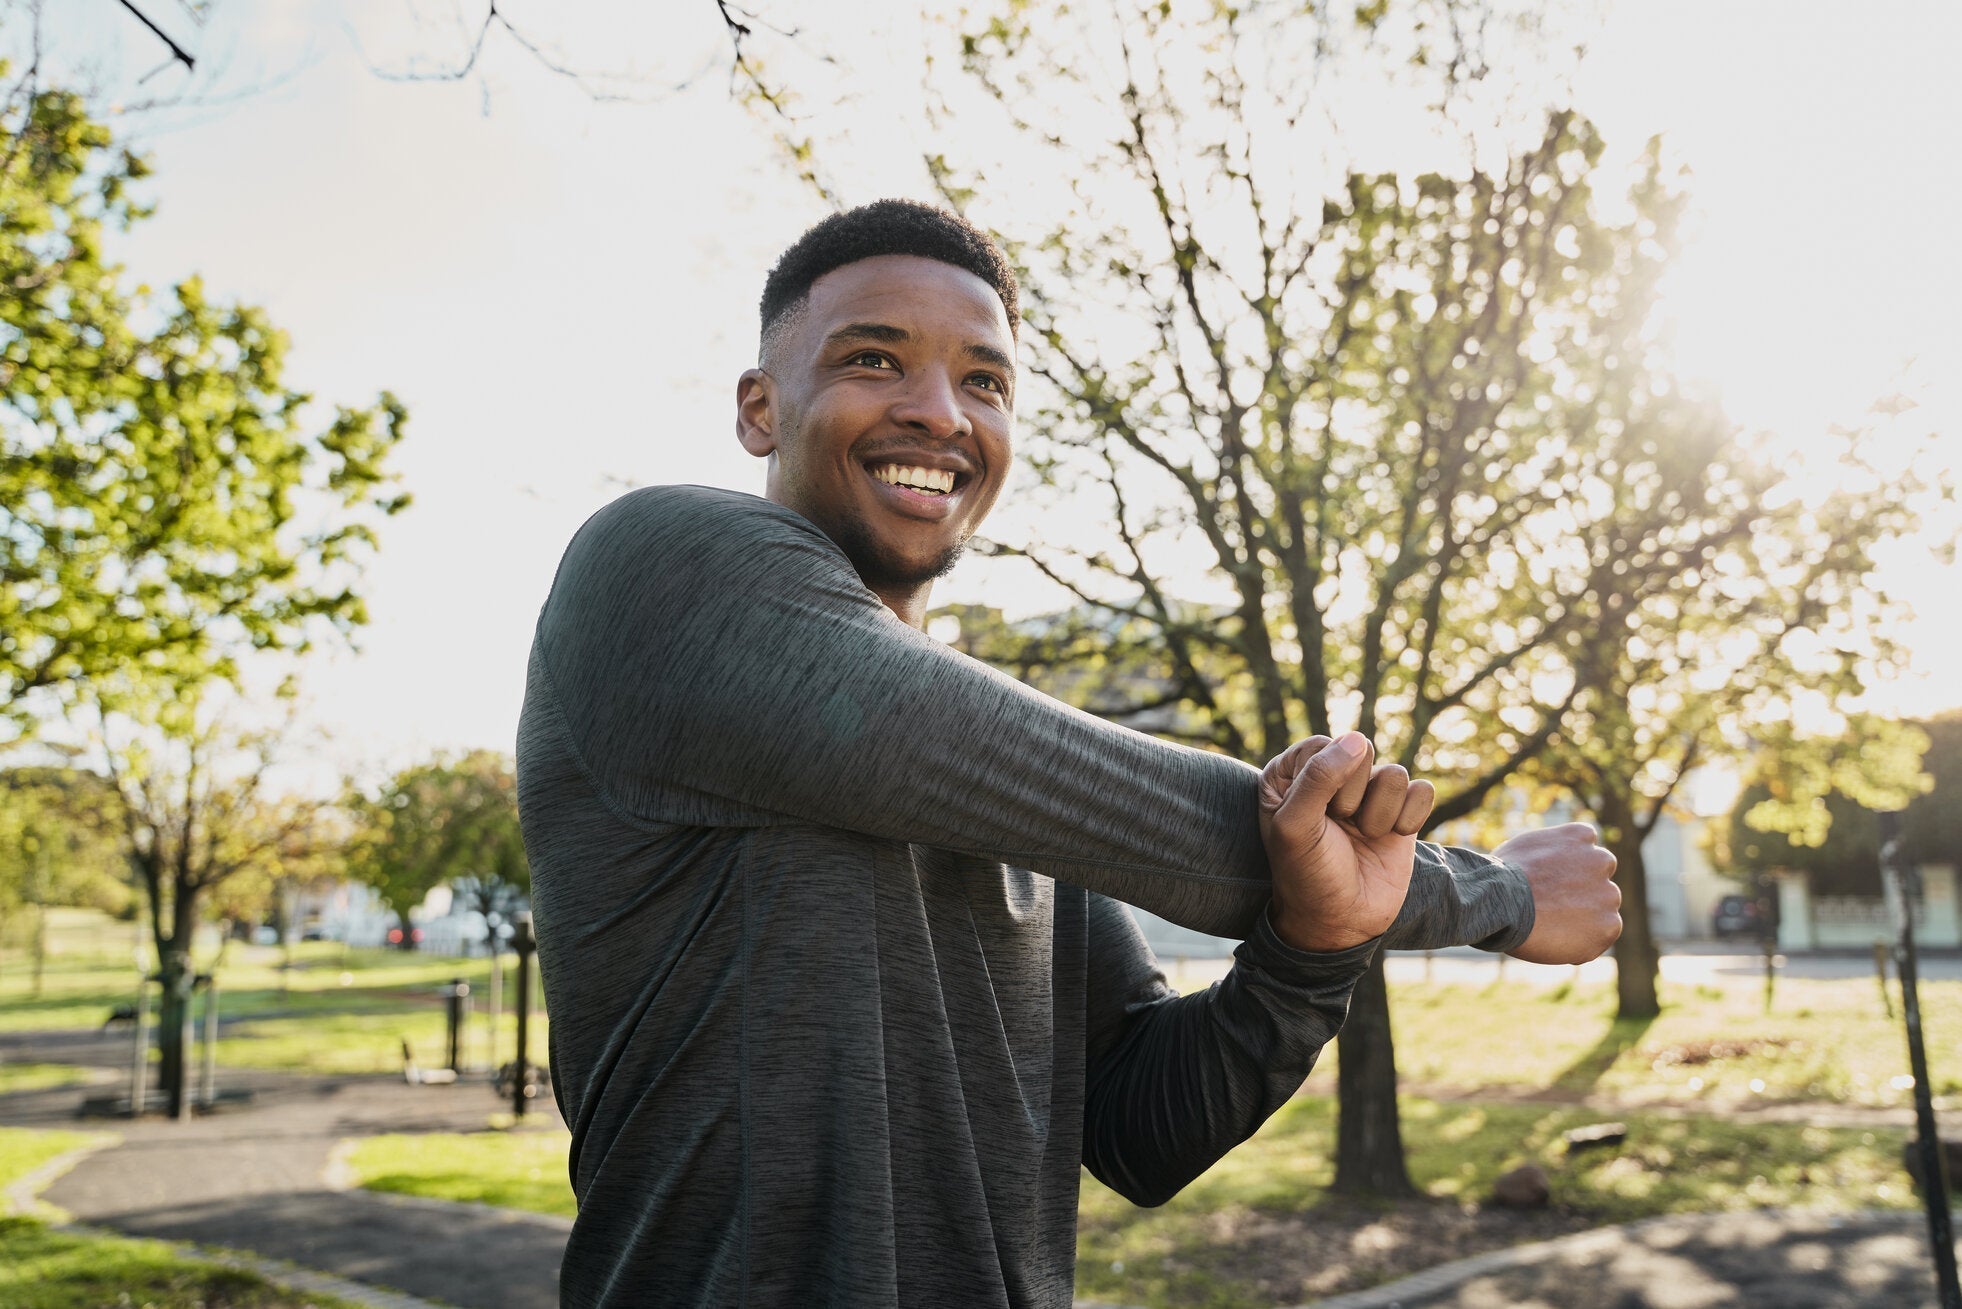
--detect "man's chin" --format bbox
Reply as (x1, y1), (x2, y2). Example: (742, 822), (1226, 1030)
(840, 530), (968, 593)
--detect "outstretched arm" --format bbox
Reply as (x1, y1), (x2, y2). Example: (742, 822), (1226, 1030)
(534, 486), (1562, 950)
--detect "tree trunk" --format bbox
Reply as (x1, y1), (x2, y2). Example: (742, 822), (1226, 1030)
(156, 884), (201, 1119)
(397, 909), (418, 950)
(1606, 799), (1660, 1020)
(1333, 952), (1416, 1196)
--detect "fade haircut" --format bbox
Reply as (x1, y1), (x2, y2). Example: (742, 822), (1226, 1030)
(758, 199), (1020, 361)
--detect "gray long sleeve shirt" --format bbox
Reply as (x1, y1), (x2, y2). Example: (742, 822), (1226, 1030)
(516, 485), (1535, 1308)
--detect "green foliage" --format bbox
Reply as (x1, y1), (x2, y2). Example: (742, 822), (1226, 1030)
(1726, 711), (1955, 895)
(0, 765), (127, 918)
(342, 750), (528, 938)
(0, 70), (409, 739)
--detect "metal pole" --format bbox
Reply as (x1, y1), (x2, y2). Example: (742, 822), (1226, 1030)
(512, 912), (534, 1119)
(445, 978), (469, 1074)
(1879, 810), (1961, 1308)
(129, 976), (150, 1116)
(199, 976), (218, 1109)
(487, 952), (503, 1074)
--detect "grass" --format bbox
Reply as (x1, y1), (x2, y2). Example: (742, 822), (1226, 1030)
(330, 1093), (1915, 1309)
(1282, 973), (1962, 1110)
(0, 1125), (111, 1192)
(342, 1129), (575, 1217)
(0, 1063), (93, 1095)
(1070, 1093), (1916, 1309)
(1, 918), (550, 1076)
(0, 1219), (369, 1308)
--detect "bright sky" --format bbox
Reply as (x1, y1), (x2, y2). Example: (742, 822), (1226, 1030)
(23, 0), (1962, 785)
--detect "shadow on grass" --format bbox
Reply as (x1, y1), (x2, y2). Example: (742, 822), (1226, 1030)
(1548, 1013), (1656, 1095)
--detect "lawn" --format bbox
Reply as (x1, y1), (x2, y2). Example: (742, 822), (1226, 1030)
(1, 922), (550, 1077)
(1286, 972), (1962, 1111)
(0, 1124), (110, 1193)
(0, 1219), (370, 1309)
(1072, 1094), (1914, 1308)
(343, 1128), (576, 1217)
(332, 1094), (1916, 1309)
(0, 1063), (93, 1095)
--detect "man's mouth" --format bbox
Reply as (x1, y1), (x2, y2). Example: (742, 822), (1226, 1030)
(869, 462), (961, 496)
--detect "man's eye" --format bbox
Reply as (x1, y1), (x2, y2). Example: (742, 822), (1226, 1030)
(850, 352), (893, 369)
(969, 373), (1006, 394)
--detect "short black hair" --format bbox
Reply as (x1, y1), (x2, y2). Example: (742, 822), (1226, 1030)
(759, 199), (1019, 356)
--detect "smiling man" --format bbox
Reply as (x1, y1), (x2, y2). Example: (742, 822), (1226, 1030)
(517, 200), (1620, 1308)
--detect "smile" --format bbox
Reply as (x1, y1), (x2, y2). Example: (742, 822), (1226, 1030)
(870, 463), (959, 495)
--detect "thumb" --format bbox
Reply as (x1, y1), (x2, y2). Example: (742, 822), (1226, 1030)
(1275, 732), (1371, 828)
(1259, 735), (1332, 814)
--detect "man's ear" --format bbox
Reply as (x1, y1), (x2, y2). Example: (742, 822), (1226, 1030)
(736, 369), (777, 457)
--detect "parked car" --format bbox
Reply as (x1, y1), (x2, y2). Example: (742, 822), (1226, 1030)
(1711, 894), (1765, 940)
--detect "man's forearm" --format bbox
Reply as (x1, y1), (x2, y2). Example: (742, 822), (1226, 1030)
(1082, 911), (1374, 1207)
(1381, 843), (1535, 953)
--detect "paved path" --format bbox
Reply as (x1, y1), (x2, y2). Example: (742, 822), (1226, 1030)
(2, 1028), (568, 1309)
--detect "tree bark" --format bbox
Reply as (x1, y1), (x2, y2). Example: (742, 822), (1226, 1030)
(1605, 797), (1660, 1020)
(1333, 951), (1416, 1196)
(153, 880), (203, 1119)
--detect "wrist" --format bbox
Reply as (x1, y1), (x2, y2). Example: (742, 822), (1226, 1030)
(1266, 901), (1378, 955)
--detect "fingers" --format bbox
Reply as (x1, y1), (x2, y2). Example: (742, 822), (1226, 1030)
(1265, 733), (1441, 838)
(1350, 763), (1408, 837)
(1328, 736), (1376, 820)
(1273, 732), (1371, 826)
(1394, 778), (1435, 836)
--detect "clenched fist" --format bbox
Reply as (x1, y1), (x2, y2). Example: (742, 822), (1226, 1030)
(1496, 823), (1623, 964)
(1259, 733), (1433, 953)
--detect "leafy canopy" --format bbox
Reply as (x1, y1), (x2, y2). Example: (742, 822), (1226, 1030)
(0, 72), (409, 738)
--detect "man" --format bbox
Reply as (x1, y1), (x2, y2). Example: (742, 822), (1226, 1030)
(517, 199), (1620, 1308)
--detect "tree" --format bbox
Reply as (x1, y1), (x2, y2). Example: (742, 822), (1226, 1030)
(0, 762), (127, 993)
(923, 0), (1711, 1192)
(343, 750), (527, 952)
(1519, 374), (1938, 1016)
(3, 65), (407, 1115)
(1725, 713), (1951, 896)
(1, 69), (409, 740)
(95, 692), (326, 1117)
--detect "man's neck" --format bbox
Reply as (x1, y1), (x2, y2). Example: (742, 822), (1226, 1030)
(870, 582), (932, 630)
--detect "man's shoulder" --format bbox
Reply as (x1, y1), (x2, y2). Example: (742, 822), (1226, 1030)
(569, 484), (840, 569)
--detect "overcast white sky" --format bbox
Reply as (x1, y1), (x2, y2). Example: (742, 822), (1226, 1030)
(25, 0), (1962, 786)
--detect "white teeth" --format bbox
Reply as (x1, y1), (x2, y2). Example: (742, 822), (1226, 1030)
(873, 464), (956, 494)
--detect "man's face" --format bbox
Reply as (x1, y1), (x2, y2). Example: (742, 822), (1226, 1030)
(737, 255), (1016, 601)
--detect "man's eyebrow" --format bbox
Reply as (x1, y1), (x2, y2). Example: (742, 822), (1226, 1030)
(823, 322), (911, 350)
(964, 342), (1017, 379)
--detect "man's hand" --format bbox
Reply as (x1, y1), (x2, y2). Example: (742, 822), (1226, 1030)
(1496, 824), (1623, 964)
(1259, 733), (1434, 953)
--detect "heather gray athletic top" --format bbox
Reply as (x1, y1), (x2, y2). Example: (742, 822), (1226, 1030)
(516, 485), (1534, 1308)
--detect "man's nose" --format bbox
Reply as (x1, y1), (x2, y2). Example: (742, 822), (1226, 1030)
(890, 369), (970, 440)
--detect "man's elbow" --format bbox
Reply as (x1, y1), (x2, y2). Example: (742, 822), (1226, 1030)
(1087, 1162), (1189, 1210)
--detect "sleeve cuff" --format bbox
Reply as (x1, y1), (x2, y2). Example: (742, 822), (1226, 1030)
(1240, 902), (1383, 983)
